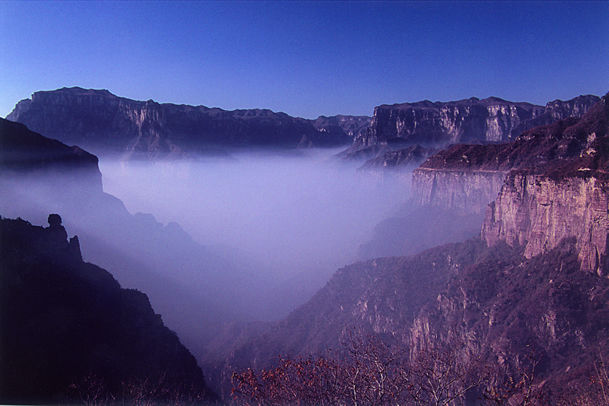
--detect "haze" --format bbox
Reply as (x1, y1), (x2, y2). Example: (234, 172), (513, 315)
(99, 149), (408, 302)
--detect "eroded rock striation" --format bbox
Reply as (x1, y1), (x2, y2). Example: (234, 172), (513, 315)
(411, 93), (605, 214)
(355, 95), (599, 147)
(483, 174), (609, 273)
(481, 93), (609, 272)
(7, 87), (360, 159)
(412, 168), (507, 214)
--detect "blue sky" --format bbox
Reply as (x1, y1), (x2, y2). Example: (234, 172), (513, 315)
(1, 1), (607, 119)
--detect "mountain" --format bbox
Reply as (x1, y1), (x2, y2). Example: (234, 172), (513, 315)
(205, 93), (609, 402)
(0, 118), (101, 182)
(355, 95), (599, 148)
(312, 114), (371, 140)
(6, 87), (363, 159)
(0, 215), (215, 404)
(413, 92), (609, 216)
(342, 95), (599, 173)
(0, 117), (279, 361)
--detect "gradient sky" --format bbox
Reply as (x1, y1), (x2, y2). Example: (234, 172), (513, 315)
(1, 1), (607, 119)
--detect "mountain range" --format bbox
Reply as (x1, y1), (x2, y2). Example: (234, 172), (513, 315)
(2, 88), (608, 404)
(7, 87), (365, 159)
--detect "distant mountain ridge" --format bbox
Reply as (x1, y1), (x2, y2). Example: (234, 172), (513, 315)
(356, 94), (599, 147)
(7, 87), (365, 159)
(343, 94), (599, 172)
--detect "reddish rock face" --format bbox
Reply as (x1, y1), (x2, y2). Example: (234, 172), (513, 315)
(409, 93), (609, 273)
(483, 174), (609, 274)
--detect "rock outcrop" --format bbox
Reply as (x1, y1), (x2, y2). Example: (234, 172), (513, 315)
(480, 93), (609, 272)
(482, 174), (609, 273)
(7, 87), (359, 159)
(0, 118), (102, 192)
(355, 95), (599, 147)
(358, 144), (437, 170)
(410, 93), (605, 216)
(412, 168), (507, 214)
(0, 216), (215, 404)
(312, 114), (371, 140)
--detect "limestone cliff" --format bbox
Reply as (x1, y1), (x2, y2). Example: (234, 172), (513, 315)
(479, 92), (609, 272)
(7, 87), (356, 159)
(410, 93), (606, 217)
(483, 174), (609, 273)
(354, 95), (598, 148)
(412, 168), (507, 214)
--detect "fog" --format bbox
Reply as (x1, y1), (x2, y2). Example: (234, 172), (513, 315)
(1, 147), (485, 362)
(98, 149), (410, 313)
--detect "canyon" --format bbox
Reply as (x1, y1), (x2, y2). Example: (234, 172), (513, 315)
(204, 93), (609, 400)
(2, 88), (608, 404)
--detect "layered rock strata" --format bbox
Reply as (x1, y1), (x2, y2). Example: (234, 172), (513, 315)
(410, 93), (606, 217)
(412, 168), (507, 214)
(483, 174), (609, 273)
(356, 95), (599, 147)
(7, 87), (360, 159)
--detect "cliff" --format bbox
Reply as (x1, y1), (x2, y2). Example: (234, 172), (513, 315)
(478, 93), (609, 273)
(203, 239), (487, 397)
(355, 94), (599, 147)
(410, 93), (606, 215)
(412, 168), (507, 214)
(0, 118), (102, 192)
(7, 87), (357, 159)
(408, 238), (609, 401)
(482, 174), (609, 274)
(207, 236), (609, 401)
(0, 216), (215, 404)
(358, 144), (438, 170)
(312, 114), (371, 140)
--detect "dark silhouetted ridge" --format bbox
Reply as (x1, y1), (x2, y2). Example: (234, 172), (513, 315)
(0, 215), (216, 404)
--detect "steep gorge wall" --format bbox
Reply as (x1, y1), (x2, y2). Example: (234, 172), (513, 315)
(7, 87), (354, 159)
(355, 95), (599, 147)
(482, 173), (609, 273)
(411, 167), (507, 214)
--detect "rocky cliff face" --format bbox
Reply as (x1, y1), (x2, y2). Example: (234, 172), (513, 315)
(312, 114), (371, 139)
(0, 216), (215, 404)
(358, 145), (437, 170)
(409, 93), (606, 217)
(412, 168), (507, 214)
(478, 93), (609, 274)
(483, 174), (609, 274)
(7, 87), (356, 159)
(355, 95), (599, 148)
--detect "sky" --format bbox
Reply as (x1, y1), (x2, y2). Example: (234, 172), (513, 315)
(1, 1), (607, 119)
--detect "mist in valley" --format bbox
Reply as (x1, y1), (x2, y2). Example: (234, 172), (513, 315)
(98, 149), (411, 315)
(0, 148), (419, 354)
